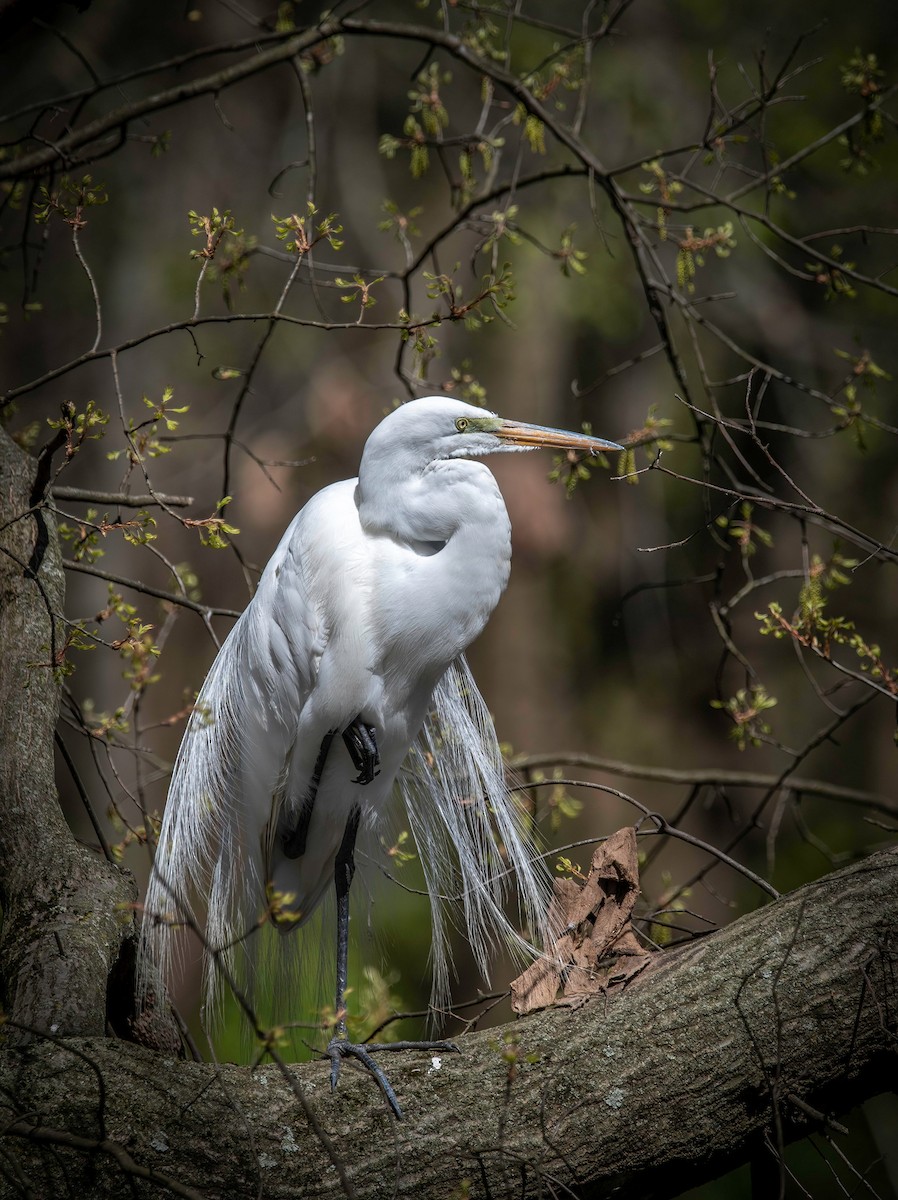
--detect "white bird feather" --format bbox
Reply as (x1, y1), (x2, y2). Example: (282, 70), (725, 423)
(138, 396), (621, 1032)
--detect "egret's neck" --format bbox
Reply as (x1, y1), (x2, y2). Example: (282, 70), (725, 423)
(357, 453), (513, 670)
(358, 451), (503, 542)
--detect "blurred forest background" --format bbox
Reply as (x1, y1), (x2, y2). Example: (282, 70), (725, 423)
(1, 0), (896, 1195)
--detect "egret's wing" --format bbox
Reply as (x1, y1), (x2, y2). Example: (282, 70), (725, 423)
(139, 505), (324, 1010)
(398, 656), (553, 1014)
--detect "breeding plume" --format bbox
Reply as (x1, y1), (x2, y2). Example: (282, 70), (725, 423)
(141, 396), (621, 1116)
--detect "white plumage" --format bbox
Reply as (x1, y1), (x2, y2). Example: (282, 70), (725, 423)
(139, 396), (620, 1109)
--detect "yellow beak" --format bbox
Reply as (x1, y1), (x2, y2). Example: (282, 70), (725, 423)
(494, 419), (623, 455)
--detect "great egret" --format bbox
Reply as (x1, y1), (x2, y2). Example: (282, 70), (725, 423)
(140, 395), (621, 1117)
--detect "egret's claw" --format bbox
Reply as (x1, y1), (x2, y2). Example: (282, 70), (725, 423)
(325, 1036), (461, 1120)
(342, 716), (380, 784)
(326, 1035), (404, 1118)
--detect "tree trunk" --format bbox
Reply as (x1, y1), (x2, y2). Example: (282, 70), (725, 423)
(1, 426), (896, 1199)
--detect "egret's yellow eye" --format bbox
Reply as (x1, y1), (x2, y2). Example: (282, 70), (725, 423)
(455, 417), (469, 432)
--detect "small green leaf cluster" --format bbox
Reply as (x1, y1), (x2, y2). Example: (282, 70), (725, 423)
(382, 829), (416, 868)
(512, 105), (546, 155)
(48, 399), (110, 461)
(494, 1029), (539, 1071)
(555, 856), (586, 881)
(526, 768), (583, 834)
(108, 816), (153, 864)
(459, 12), (507, 64)
(46, 622), (96, 682)
(548, 421), (613, 497)
(408, 62), (451, 138)
(298, 34), (344, 73)
(710, 685), (778, 751)
(479, 206), (522, 254)
(316, 965), (403, 1046)
(334, 273), (385, 312)
(521, 42), (585, 112)
(377, 200), (422, 241)
(457, 139), (498, 205)
(557, 226), (587, 277)
(758, 597), (893, 696)
(380, 63), (453, 180)
(840, 48), (884, 98)
(121, 510), (158, 548)
(755, 551), (891, 700)
(548, 782), (582, 835)
(34, 174), (108, 228)
(397, 309), (440, 371)
(80, 698), (129, 740)
(100, 586), (161, 691)
(56, 510), (104, 563)
(805, 246), (857, 301)
(715, 501), (774, 558)
(675, 223), (736, 292)
(187, 207), (243, 260)
(275, 1), (295, 32)
(148, 130), (171, 158)
(107, 387), (187, 465)
(615, 406), (674, 485)
(832, 347), (890, 449)
(272, 203), (343, 255)
(639, 160), (684, 239)
(189, 496), (240, 551)
(446, 363), (487, 405)
(423, 261), (515, 331)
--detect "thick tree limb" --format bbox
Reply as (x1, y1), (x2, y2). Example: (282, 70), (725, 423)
(0, 847), (894, 1199)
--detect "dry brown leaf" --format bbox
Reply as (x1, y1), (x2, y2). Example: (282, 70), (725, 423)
(510, 826), (653, 1014)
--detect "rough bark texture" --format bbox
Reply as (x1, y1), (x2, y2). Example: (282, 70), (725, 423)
(1, 424), (896, 1199)
(0, 850), (895, 1199)
(0, 428), (136, 1040)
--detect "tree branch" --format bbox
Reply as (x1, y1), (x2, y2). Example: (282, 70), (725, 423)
(0, 25), (339, 182)
(0, 847), (894, 1198)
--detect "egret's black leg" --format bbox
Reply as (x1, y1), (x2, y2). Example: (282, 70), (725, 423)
(282, 731), (335, 859)
(325, 805), (460, 1120)
(332, 803), (360, 1036)
(342, 715), (380, 784)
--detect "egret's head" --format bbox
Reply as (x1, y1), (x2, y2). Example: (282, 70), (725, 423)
(363, 396), (622, 469)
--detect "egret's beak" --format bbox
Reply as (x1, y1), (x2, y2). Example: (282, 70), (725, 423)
(494, 419), (623, 456)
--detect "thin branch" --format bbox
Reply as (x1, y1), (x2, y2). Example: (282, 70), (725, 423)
(64, 558), (241, 621)
(51, 488), (194, 508)
(4, 1122), (206, 1200)
(510, 753), (896, 816)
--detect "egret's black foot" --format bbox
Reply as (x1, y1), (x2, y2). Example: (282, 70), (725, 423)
(342, 716), (380, 785)
(325, 1035), (460, 1120)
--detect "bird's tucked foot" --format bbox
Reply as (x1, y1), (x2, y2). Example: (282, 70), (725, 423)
(342, 716), (380, 784)
(325, 1034), (460, 1120)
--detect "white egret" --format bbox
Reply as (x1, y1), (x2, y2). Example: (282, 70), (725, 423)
(140, 395), (621, 1117)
